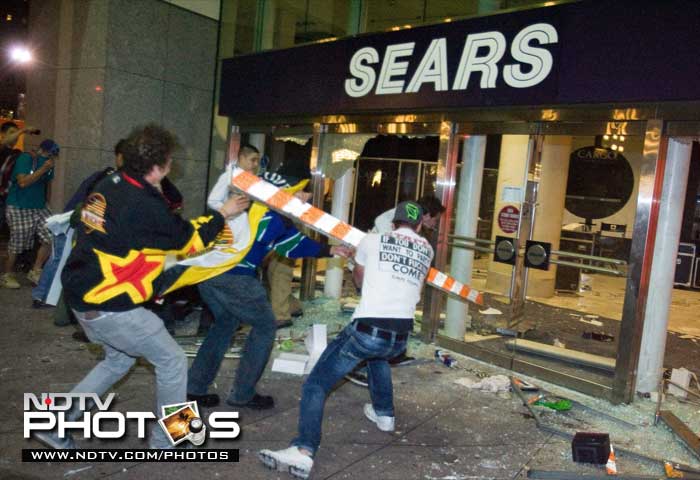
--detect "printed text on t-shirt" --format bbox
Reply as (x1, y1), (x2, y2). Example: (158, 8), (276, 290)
(378, 234), (431, 284)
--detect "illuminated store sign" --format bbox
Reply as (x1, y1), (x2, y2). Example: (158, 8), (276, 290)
(220, 0), (700, 117)
(344, 23), (557, 98)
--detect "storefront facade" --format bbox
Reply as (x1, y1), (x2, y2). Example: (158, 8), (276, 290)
(214, 0), (700, 403)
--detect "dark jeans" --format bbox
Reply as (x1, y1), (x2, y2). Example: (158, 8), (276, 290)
(188, 274), (276, 403)
(292, 321), (407, 455)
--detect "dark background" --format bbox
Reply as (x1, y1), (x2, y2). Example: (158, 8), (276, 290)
(0, 0), (29, 117)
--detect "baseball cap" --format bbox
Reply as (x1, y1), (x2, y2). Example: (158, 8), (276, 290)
(392, 201), (423, 226)
(39, 139), (60, 156)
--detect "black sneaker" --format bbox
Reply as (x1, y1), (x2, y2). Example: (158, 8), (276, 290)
(344, 371), (369, 388)
(187, 393), (220, 407)
(227, 393), (274, 410)
(32, 299), (53, 309)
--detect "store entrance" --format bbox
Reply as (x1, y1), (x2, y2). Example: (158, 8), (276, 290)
(438, 124), (650, 393)
(232, 118), (694, 402)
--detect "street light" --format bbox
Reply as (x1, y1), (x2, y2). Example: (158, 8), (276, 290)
(9, 46), (32, 64)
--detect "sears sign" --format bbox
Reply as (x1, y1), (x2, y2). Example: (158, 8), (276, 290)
(219, 1), (700, 117)
(344, 23), (557, 97)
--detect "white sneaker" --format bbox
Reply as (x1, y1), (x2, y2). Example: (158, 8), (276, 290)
(27, 268), (42, 286)
(363, 403), (395, 432)
(0, 273), (20, 289)
(259, 446), (313, 479)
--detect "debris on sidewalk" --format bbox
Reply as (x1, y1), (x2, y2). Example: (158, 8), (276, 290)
(535, 397), (571, 412)
(512, 377), (539, 392)
(525, 393), (571, 410)
(479, 307), (502, 315)
(668, 368), (695, 399)
(571, 432), (611, 464)
(272, 324), (329, 375)
(278, 339), (296, 351)
(180, 343), (241, 359)
(272, 352), (309, 375)
(582, 331), (615, 342)
(657, 410), (700, 460)
(577, 315), (604, 327)
(664, 461), (700, 478)
(455, 374), (510, 393)
(340, 300), (357, 314)
(435, 350), (457, 368)
(64, 466), (93, 477)
(526, 469), (660, 479)
(496, 327), (519, 337)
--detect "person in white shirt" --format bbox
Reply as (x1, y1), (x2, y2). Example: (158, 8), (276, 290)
(372, 194), (445, 234)
(259, 201), (434, 480)
(343, 194), (445, 385)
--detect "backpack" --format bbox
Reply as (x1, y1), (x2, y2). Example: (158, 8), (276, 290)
(0, 148), (23, 198)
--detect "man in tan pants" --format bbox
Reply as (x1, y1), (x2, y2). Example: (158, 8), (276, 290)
(266, 253), (303, 329)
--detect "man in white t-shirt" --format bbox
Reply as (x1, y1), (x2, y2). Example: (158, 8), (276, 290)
(372, 194), (445, 234)
(259, 201), (434, 479)
(343, 194), (445, 385)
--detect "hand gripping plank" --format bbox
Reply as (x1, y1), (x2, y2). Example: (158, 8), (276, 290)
(231, 168), (483, 306)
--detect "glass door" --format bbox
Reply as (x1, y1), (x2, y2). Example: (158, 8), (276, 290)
(434, 120), (659, 401)
(508, 127), (645, 391)
(439, 133), (532, 362)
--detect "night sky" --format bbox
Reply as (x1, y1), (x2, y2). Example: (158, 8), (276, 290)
(0, 0), (29, 117)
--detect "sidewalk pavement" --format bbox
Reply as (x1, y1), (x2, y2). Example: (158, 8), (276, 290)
(1, 282), (699, 480)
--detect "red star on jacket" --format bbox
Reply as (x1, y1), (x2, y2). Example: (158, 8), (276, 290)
(85, 250), (163, 304)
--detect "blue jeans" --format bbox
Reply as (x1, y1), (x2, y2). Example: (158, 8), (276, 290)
(189, 274), (276, 403)
(292, 322), (407, 455)
(71, 307), (187, 448)
(32, 233), (67, 302)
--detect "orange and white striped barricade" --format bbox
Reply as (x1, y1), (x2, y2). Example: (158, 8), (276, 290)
(230, 168), (484, 306)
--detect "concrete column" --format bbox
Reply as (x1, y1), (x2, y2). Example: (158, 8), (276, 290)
(445, 136), (486, 338)
(274, 6), (296, 49)
(259, 0), (277, 50)
(636, 138), (692, 393)
(527, 135), (572, 297)
(347, 0), (364, 34)
(486, 135), (529, 295)
(28, 0), (218, 218)
(324, 167), (354, 298)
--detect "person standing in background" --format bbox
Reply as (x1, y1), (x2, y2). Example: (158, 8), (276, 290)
(1, 139), (59, 289)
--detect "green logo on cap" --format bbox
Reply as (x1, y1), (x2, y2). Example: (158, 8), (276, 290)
(405, 203), (420, 221)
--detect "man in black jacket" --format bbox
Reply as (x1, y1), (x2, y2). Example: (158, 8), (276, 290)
(34, 124), (248, 450)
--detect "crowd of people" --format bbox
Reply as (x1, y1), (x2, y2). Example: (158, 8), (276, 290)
(2, 123), (444, 479)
